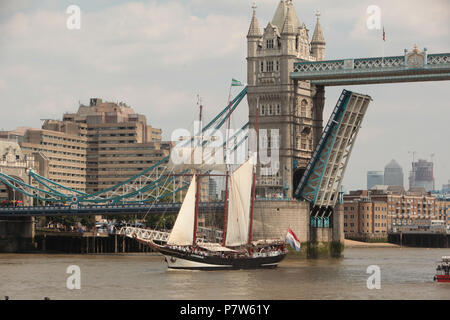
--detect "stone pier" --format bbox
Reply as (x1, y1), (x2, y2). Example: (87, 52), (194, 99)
(0, 217), (35, 252)
(252, 200), (344, 258)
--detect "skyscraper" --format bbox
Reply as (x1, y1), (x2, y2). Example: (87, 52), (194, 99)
(367, 171), (384, 189)
(384, 159), (404, 188)
(409, 159), (434, 191)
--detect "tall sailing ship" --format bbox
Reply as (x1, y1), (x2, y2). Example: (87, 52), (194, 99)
(146, 155), (287, 270)
(140, 91), (291, 270)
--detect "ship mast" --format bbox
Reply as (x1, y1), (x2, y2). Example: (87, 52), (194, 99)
(221, 89), (233, 246)
(193, 95), (203, 246)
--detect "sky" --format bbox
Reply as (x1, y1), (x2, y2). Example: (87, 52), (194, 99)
(0, 0), (449, 191)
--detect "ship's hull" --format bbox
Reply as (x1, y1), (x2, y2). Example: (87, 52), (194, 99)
(158, 246), (286, 270)
(434, 275), (450, 283)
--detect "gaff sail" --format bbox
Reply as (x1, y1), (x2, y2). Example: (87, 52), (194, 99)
(225, 158), (255, 247)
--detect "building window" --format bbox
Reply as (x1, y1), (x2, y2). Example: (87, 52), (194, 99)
(261, 105), (265, 116)
(267, 61), (274, 72)
(266, 39), (274, 49)
(276, 60), (279, 71)
(301, 99), (308, 118)
(260, 61), (264, 72)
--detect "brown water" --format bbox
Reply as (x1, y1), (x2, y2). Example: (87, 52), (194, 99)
(0, 248), (449, 300)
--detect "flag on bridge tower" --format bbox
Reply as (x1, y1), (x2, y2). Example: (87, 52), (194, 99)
(382, 27), (386, 41)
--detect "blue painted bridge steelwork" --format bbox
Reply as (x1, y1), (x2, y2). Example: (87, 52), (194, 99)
(291, 49), (450, 85)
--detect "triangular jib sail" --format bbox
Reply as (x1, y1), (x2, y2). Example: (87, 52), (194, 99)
(167, 175), (197, 246)
(225, 158), (255, 247)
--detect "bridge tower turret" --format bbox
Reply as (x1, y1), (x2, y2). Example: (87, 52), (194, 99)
(311, 11), (326, 61)
(247, 2), (262, 87)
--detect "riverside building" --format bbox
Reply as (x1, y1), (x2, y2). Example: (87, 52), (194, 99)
(4, 99), (171, 197)
(62, 98), (168, 194)
(343, 187), (447, 240)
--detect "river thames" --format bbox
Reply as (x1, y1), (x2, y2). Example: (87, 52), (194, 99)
(0, 248), (449, 300)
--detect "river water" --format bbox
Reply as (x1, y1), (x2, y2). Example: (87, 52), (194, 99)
(0, 248), (449, 300)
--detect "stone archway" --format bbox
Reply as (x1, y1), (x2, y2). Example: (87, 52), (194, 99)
(292, 167), (306, 198)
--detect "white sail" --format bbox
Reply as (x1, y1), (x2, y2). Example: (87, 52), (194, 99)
(167, 175), (197, 246)
(168, 146), (226, 172)
(225, 158), (255, 247)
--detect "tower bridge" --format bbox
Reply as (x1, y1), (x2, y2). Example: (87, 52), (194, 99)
(1, 0), (449, 256)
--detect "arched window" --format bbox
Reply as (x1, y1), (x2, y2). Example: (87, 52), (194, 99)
(301, 99), (308, 117)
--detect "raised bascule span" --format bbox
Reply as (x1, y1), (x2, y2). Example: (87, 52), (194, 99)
(294, 90), (372, 227)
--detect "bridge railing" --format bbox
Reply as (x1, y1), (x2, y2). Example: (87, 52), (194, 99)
(118, 227), (170, 242)
(118, 226), (223, 245)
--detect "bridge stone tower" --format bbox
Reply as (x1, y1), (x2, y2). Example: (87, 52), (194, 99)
(0, 140), (41, 252)
(247, 0), (326, 198)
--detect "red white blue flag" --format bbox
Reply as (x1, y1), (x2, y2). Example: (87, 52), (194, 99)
(286, 228), (301, 252)
(383, 27), (386, 41)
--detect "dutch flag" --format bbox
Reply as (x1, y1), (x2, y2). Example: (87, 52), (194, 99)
(286, 228), (301, 252)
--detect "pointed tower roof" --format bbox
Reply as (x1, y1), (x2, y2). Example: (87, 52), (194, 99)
(281, 2), (298, 35)
(248, 1), (262, 37)
(385, 159), (402, 170)
(272, 0), (299, 32)
(311, 10), (325, 44)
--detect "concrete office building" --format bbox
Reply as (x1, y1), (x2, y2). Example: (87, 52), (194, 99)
(21, 120), (88, 192)
(384, 159), (404, 188)
(62, 98), (168, 194)
(367, 171), (384, 190)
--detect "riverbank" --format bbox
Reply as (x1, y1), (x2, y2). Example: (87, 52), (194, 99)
(344, 239), (400, 248)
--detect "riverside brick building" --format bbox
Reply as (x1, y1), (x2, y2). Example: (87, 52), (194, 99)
(343, 187), (448, 240)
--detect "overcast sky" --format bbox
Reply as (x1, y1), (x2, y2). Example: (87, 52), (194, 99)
(0, 0), (449, 191)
